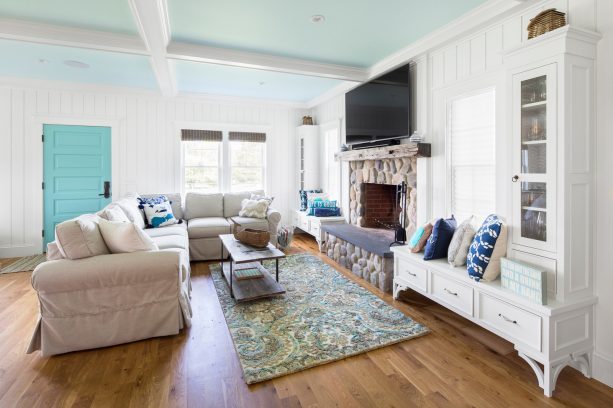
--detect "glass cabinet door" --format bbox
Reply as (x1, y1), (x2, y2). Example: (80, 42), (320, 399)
(513, 65), (556, 252)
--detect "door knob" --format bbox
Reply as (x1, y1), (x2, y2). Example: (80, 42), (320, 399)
(99, 181), (111, 198)
(512, 175), (519, 182)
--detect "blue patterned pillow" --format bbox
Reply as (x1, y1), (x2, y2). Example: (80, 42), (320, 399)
(137, 195), (169, 209)
(306, 199), (337, 215)
(423, 216), (457, 260)
(299, 189), (322, 211)
(143, 201), (180, 228)
(467, 214), (505, 281)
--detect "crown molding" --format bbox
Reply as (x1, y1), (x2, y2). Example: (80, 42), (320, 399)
(167, 41), (368, 82)
(0, 18), (147, 54)
(129, 0), (176, 97)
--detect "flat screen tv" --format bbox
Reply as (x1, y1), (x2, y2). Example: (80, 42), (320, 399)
(345, 64), (410, 147)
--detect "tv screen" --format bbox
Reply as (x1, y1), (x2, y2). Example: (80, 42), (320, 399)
(345, 64), (410, 146)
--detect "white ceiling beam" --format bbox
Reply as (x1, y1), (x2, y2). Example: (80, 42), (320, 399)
(129, 0), (176, 97)
(167, 41), (368, 83)
(0, 18), (147, 55)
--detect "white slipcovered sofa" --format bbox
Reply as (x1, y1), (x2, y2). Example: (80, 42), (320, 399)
(28, 190), (281, 356)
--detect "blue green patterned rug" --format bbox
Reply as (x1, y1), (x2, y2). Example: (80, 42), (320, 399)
(210, 253), (429, 384)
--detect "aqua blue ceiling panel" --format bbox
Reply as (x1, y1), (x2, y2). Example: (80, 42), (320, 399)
(173, 60), (343, 102)
(0, 39), (157, 89)
(168, 0), (488, 67)
(0, 0), (138, 34)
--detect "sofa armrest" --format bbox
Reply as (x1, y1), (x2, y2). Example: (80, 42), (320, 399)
(266, 207), (282, 236)
(32, 250), (187, 294)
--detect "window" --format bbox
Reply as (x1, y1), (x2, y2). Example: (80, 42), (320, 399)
(182, 129), (266, 193)
(448, 89), (496, 221)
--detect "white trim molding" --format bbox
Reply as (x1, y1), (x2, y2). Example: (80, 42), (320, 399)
(129, 0), (176, 97)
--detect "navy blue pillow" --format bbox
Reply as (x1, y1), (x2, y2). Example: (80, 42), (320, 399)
(424, 216), (457, 260)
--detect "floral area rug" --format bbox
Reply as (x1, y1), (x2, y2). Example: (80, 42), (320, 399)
(210, 253), (429, 384)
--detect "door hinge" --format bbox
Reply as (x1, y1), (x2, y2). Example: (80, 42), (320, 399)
(42, 182), (45, 190)
(42, 230), (44, 238)
(41, 134), (44, 142)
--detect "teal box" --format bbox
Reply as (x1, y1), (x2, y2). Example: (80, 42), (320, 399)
(500, 257), (547, 305)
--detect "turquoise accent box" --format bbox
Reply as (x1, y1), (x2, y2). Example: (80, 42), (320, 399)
(500, 258), (547, 305)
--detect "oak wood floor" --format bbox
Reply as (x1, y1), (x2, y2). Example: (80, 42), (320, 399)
(1, 235), (612, 407)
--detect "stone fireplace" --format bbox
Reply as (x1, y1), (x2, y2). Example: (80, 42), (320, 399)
(321, 143), (430, 293)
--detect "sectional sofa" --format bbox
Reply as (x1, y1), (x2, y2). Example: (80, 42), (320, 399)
(27, 190), (281, 356)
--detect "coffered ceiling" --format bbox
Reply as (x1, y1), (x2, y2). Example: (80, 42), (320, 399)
(0, 0), (497, 102)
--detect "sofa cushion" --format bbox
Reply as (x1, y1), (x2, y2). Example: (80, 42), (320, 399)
(187, 217), (231, 239)
(238, 198), (269, 219)
(143, 223), (188, 238)
(143, 201), (181, 228)
(151, 235), (189, 251)
(116, 196), (146, 229)
(184, 193), (223, 219)
(230, 216), (269, 231)
(467, 214), (508, 281)
(139, 193), (183, 220)
(98, 219), (158, 253)
(224, 190), (264, 217)
(424, 216), (457, 260)
(55, 214), (109, 260)
(99, 205), (130, 222)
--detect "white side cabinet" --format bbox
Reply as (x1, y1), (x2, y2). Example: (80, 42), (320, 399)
(297, 125), (320, 190)
(392, 248), (596, 397)
(292, 210), (345, 251)
(505, 26), (600, 303)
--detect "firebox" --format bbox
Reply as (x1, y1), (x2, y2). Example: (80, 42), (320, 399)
(362, 183), (401, 229)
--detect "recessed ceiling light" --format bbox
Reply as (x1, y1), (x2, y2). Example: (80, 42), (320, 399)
(38, 58), (49, 64)
(258, 81), (266, 86)
(310, 14), (325, 24)
(64, 60), (90, 69)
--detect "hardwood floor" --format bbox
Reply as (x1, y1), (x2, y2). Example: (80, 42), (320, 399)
(1, 235), (612, 407)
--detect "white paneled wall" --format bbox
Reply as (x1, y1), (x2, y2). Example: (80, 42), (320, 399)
(0, 84), (306, 256)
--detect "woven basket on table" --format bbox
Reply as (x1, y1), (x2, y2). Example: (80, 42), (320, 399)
(231, 220), (270, 248)
(527, 9), (566, 39)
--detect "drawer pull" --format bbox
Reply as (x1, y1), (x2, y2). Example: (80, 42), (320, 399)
(406, 271), (417, 277)
(498, 313), (517, 324)
(444, 288), (458, 296)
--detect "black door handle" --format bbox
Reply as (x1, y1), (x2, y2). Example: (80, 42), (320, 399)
(99, 181), (111, 198)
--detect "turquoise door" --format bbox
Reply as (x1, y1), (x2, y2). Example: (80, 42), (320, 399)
(43, 125), (112, 248)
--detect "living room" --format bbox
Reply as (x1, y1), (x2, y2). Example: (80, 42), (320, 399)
(1, 0), (613, 406)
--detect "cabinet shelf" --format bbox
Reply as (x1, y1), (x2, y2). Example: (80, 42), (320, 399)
(522, 140), (547, 145)
(522, 206), (547, 212)
(522, 100), (547, 109)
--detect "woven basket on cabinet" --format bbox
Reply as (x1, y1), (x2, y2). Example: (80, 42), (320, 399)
(527, 9), (566, 39)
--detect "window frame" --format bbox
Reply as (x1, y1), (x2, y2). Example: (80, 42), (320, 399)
(445, 86), (497, 221)
(178, 123), (268, 195)
(227, 139), (267, 193)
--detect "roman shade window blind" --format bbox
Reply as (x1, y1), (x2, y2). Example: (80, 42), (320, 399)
(228, 131), (266, 143)
(181, 129), (223, 142)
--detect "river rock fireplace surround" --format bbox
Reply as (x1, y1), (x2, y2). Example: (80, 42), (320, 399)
(321, 143), (430, 292)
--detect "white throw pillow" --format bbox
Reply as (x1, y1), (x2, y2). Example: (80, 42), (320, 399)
(116, 197), (146, 229)
(46, 241), (65, 261)
(55, 214), (109, 260)
(100, 205), (130, 223)
(447, 216), (476, 266)
(250, 193), (274, 205)
(98, 218), (159, 253)
(238, 198), (269, 219)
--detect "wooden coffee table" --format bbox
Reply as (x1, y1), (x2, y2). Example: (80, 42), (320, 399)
(219, 234), (286, 302)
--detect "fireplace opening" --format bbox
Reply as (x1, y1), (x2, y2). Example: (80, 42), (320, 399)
(363, 183), (401, 229)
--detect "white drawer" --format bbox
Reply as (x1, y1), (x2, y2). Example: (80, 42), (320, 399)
(479, 293), (541, 351)
(309, 223), (320, 236)
(431, 273), (473, 316)
(396, 257), (427, 292)
(292, 213), (300, 227)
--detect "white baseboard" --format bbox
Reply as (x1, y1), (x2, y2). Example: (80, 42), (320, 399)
(593, 352), (613, 388)
(0, 245), (41, 258)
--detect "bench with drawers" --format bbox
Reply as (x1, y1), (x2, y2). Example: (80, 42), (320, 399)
(391, 247), (596, 397)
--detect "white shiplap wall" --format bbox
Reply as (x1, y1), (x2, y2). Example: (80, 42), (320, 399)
(312, 0), (612, 387)
(0, 84), (306, 257)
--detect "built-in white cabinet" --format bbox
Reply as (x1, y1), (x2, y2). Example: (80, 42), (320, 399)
(296, 125), (320, 190)
(506, 26), (600, 303)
